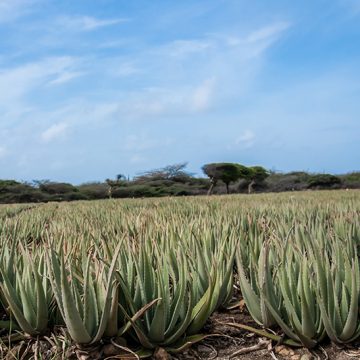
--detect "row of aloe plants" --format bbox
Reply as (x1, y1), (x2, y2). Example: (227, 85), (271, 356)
(0, 213), (236, 356)
(0, 190), (359, 356)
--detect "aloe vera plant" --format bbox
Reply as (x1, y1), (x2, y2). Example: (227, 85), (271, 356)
(47, 244), (121, 344)
(263, 252), (325, 348)
(314, 244), (360, 343)
(0, 247), (50, 336)
(117, 246), (214, 351)
(236, 235), (279, 327)
(0, 189), (358, 356)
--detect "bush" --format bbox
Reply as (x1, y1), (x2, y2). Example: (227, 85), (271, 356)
(307, 174), (342, 189)
(78, 183), (109, 200)
(0, 182), (46, 204)
(112, 185), (161, 198)
(340, 172), (360, 188)
(39, 182), (78, 195)
(265, 173), (309, 192)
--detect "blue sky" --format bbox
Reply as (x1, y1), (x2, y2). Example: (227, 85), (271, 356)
(0, 0), (359, 183)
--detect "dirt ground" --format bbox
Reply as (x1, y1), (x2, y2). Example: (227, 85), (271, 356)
(174, 308), (360, 360)
(2, 306), (360, 359)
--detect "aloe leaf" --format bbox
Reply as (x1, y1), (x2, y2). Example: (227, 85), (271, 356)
(0, 283), (35, 335)
(59, 256), (92, 344)
(165, 334), (213, 354)
(91, 243), (122, 343)
(162, 287), (193, 346)
(223, 322), (301, 347)
(236, 252), (262, 325)
(340, 263), (358, 341)
(118, 298), (161, 336)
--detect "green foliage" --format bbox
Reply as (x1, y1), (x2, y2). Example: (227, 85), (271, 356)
(202, 162), (251, 193)
(340, 172), (360, 188)
(0, 166), (358, 204)
(307, 174), (341, 188)
(39, 182), (78, 195)
(248, 166), (269, 182)
(78, 183), (109, 200)
(202, 163), (249, 184)
(0, 190), (359, 356)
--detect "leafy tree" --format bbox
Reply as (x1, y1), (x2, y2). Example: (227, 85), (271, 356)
(202, 163), (250, 194)
(247, 166), (269, 194)
(116, 174), (126, 181)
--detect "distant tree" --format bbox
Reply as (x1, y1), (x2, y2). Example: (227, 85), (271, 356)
(247, 166), (269, 194)
(307, 174), (341, 189)
(116, 174), (126, 181)
(135, 163), (192, 183)
(39, 182), (77, 195)
(78, 182), (109, 200)
(202, 163), (250, 195)
(32, 180), (51, 188)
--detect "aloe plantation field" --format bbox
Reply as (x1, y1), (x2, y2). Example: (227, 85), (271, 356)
(0, 190), (359, 359)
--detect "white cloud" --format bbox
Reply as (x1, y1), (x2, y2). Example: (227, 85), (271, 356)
(192, 78), (215, 111)
(57, 15), (129, 32)
(168, 39), (212, 57)
(235, 130), (255, 148)
(41, 123), (68, 142)
(0, 0), (37, 23)
(114, 63), (140, 77)
(246, 22), (291, 43)
(48, 71), (84, 85)
(0, 57), (79, 108)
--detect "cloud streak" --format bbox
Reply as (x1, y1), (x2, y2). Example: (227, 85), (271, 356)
(41, 123), (68, 142)
(56, 15), (129, 32)
(0, 0), (38, 23)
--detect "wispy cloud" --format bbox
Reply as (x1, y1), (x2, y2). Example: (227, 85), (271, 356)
(167, 39), (213, 57)
(0, 57), (79, 108)
(0, 0), (38, 23)
(48, 71), (84, 85)
(56, 15), (129, 32)
(246, 22), (291, 43)
(192, 78), (215, 111)
(235, 130), (256, 148)
(113, 63), (141, 77)
(41, 123), (68, 142)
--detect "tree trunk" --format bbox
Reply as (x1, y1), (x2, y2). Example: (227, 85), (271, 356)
(207, 183), (214, 195)
(207, 177), (216, 195)
(225, 183), (230, 194)
(248, 180), (255, 194)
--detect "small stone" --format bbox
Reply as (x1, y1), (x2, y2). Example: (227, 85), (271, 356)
(153, 347), (170, 360)
(103, 344), (121, 356)
(274, 345), (297, 357)
(197, 345), (213, 353)
(300, 354), (314, 360)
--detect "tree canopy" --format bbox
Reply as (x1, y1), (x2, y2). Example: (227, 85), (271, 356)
(202, 163), (251, 194)
(247, 166), (270, 193)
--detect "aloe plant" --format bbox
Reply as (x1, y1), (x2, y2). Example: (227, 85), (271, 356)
(314, 245), (360, 343)
(47, 244), (121, 344)
(0, 247), (50, 336)
(117, 247), (214, 351)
